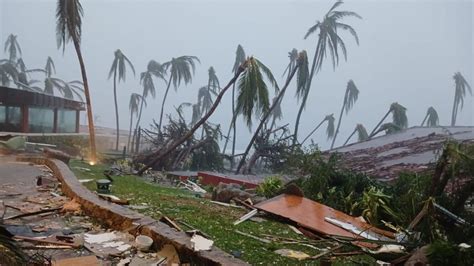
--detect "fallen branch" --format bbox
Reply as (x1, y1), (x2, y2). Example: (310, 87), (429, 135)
(234, 230), (271, 244)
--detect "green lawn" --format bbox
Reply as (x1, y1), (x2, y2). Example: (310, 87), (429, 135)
(70, 160), (375, 265)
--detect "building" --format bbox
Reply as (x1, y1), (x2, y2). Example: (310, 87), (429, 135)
(329, 126), (474, 182)
(0, 86), (84, 133)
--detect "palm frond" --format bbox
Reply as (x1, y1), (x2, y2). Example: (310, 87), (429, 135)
(325, 114), (335, 139)
(453, 72), (472, 109)
(355, 123), (368, 141)
(163, 56), (200, 90)
(390, 102), (408, 129)
(296, 50), (310, 99)
(282, 48), (299, 78)
(208, 66), (220, 93)
(344, 80), (359, 113)
(45, 56), (56, 77)
(56, 0), (83, 51)
(232, 44), (246, 74)
(254, 58), (279, 93)
(129, 93), (142, 116)
(425, 106), (439, 127)
(4, 34), (22, 61)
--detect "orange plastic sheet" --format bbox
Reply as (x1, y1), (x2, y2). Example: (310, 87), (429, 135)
(255, 194), (394, 239)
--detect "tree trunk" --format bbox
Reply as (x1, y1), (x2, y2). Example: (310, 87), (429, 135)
(343, 128), (357, 146)
(131, 93), (146, 153)
(127, 113), (134, 153)
(420, 113), (429, 127)
(369, 109), (391, 138)
(72, 36), (97, 162)
(222, 84), (237, 168)
(301, 118), (326, 145)
(242, 151), (260, 174)
(158, 78), (172, 132)
(451, 97), (457, 126)
(236, 65), (299, 174)
(137, 65), (245, 175)
(331, 91), (348, 149)
(113, 69), (119, 150)
(222, 111), (237, 153)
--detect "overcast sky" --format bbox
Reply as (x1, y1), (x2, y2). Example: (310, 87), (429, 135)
(1, 0), (473, 150)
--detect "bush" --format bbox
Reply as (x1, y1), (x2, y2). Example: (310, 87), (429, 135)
(256, 176), (283, 198)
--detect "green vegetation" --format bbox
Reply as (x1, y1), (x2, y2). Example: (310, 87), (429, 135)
(70, 159), (374, 265)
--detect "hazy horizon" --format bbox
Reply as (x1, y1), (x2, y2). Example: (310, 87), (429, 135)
(1, 0), (473, 150)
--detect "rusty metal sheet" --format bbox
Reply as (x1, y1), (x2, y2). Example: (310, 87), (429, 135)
(255, 194), (394, 239)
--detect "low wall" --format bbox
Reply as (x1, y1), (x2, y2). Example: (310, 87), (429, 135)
(17, 156), (246, 266)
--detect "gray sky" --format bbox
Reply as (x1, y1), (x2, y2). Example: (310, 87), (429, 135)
(1, 0), (473, 150)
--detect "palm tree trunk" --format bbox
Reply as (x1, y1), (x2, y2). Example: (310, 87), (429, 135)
(222, 111), (237, 154)
(420, 113), (429, 127)
(127, 113), (134, 153)
(137, 66), (245, 175)
(343, 128), (357, 146)
(293, 48), (318, 146)
(158, 78), (172, 132)
(113, 69), (119, 150)
(301, 117), (326, 145)
(72, 35), (97, 162)
(369, 109), (391, 138)
(131, 94), (146, 153)
(236, 65), (299, 174)
(331, 92), (348, 149)
(451, 97), (457, 126)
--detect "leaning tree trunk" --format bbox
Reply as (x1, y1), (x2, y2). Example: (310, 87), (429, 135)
(222, 83), (238, 168)
(343, 128), (357, 146)
(301, 118), (326, 146)
(137, 65), (245, 175)
(158, 78), (173, 133)
(113, 70), (120, 150)
(131, 94), (146, 153)
(420, 113), (429, 127)
(292, 48), (318, 146)
(236, 65), (299, 174)
(331, 92), (348, 149)
(369, 109), (391, 138)
(72, 35), (97, 162)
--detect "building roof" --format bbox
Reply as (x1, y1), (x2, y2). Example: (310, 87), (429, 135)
(0, 86), (85, 110)
(329, 126), (474, 182)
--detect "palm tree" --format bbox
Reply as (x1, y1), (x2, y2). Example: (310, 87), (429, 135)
(343, 123), (368, 146)
(369, 102), (407, 138)
(421, 106), (439, 127)
(293, 1), (361, 145)
(108, 49), (135, 150)
(222, 45), (246, 161)
(301, 113), (335, 145)
(131, 60), (165, 152)
(157, 56), (200, 132)
(234, 55), (300, 173)
(45, 56), (56, 77)
(451, 72), (472, 126)
(56, 0), (97, 162)
(15, 58), (44, 90)
(0, 60), (18, 86)
(127, 93), (143, 152)
(4, 34), (22, 62)
(330, 80), (359, 148)
(137, 57), (247, 175)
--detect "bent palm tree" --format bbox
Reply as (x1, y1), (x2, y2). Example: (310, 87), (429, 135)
(222, 45), (246, 161)
(45, 56), (56, 77)
(4, 34), (22, 62)
(56, 0), (97, 162)
(108, 49), (135, 150)
(421, 106), (439, 127)
(331, 80), (359, 148)
(127, 93), (143, 152)
(158, 56), (200, 132)
(343, 123), (368, 146)
(293, 1), (361, 145)
(369, 102), (407, 138)
(301, 113), (335, 145)
(451, 72), (472, 126)
(132, 60), (165, 152)
(137, 58), (247, 175)
(0, 60), (19, 86)
(234, 56), (291, 173)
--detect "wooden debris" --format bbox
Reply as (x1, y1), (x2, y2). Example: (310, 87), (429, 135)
(14, 235), (80, 248)
(4, 207), (61, 220)
(52, 255), (100, 266)
(62, 199), (81, 214)
(274, 249), (310, 260)
(234, 230), (271, 244)
(288, 225), (303, 235)
(233, 209), (258, 225)
(160, 216), (183, 231)
(210, 200), (245, 209)
(98, 194), (129, 205)
(233, 198), (256, 210)
(310, 245), (343, 260)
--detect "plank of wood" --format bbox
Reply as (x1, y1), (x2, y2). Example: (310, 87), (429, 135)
(14, 235), (80, 248)
(233, 209), (258, 225)
(4, 207), (61, 220)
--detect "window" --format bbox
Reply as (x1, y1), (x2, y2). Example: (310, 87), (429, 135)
(57, 109), (76, 133)
(29, 107), (54, 133)
(0, 105), (22, 132)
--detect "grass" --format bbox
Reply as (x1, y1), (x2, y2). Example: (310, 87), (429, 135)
(70, 159), (376, 265)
